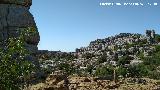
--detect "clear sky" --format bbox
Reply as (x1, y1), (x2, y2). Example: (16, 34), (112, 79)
(30, 0), (160, 52)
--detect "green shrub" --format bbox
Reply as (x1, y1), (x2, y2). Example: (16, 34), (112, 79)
(117, 66), (128, 77)
(155, 34), (160, 43)
(0, 27), (35, 90)
(155, 45), (160, 52)
(149, 70), (160, 80)
(58, 63), (75, 75)
(95, 65), (114, 77)
(117, 55), (131, 66)
(97, 53), (107, 64)
(82, 53), (94, 59)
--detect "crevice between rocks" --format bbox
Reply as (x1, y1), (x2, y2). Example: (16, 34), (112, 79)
(5, 4), (10, 47)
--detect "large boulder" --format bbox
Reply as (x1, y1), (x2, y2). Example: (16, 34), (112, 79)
(0, 0), (40, 67)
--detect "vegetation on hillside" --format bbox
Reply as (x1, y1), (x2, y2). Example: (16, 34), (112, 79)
(39, 33), (160, 81)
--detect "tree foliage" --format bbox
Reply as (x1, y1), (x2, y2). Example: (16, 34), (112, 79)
(0, 27), (36, 90)
(97, 53), (107, 64)
(58, 63), (75, 75)
(117, 55), (131, 66)
(82, 53), (95, 59)
(155, 34), (160, 43)
(117, 66), (128, 77)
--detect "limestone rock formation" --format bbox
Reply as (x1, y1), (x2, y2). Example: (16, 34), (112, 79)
(0, 0), (40, 65)
(146, 30), (155, 44)
(0, 0), (32, 7)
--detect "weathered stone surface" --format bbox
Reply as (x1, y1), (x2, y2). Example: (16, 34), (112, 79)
(0, 0), (40, 67)
(0, 0), (32, 7)
(8, 5), (35, 27)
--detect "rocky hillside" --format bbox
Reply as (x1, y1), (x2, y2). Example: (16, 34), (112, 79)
(74, 30), (157, 67)
(31, 30), (160, 90)
(39, 30), (160, 77)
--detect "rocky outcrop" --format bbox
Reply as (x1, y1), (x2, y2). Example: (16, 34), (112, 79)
(0, 0), (32, 7)
(0, 0), (40, 66)
(38, 31), (159, 78)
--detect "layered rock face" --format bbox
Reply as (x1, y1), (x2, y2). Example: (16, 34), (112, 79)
(0, 0), (32, 6)
(0, 0), (40, 66)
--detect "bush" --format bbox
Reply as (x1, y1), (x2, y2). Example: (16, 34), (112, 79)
(128, 65), (141, 78)
(117, 55), (131, 66)
(149, 71), (160, 80)
(58, 63), (75, 75)
(127, 64), (149, 78)
(155, 34), (160, 43)
(117, 66), (128, 77)
(86, 65), (94, 74)
(82, 53), (94, 59)
(97, 53), (107, 64)
(143, 56), (160, 66)
(155, 45), (160, 52)
(95, 65), (114, 77)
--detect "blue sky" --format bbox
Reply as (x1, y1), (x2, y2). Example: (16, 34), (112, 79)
(30, 0), (160, 52)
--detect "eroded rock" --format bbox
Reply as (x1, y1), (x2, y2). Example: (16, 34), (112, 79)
(0, 0), (40, 67)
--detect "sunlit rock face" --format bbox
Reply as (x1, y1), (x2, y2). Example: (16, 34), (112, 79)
(0, 0), (40, 66)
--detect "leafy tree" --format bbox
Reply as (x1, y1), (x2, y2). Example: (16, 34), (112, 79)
(0, 27), (36, 90)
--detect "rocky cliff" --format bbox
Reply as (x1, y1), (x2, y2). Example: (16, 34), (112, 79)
(0, 0), (40, 66)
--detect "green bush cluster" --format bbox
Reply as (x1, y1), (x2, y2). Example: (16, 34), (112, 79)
(95, 65), (114, 77)
(58, 63), (76, 75)
(155, 34), (160, 43)
(82, 53), (95, 59)
(0, 27), (35, 90)
(116, 45), (160, 79)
